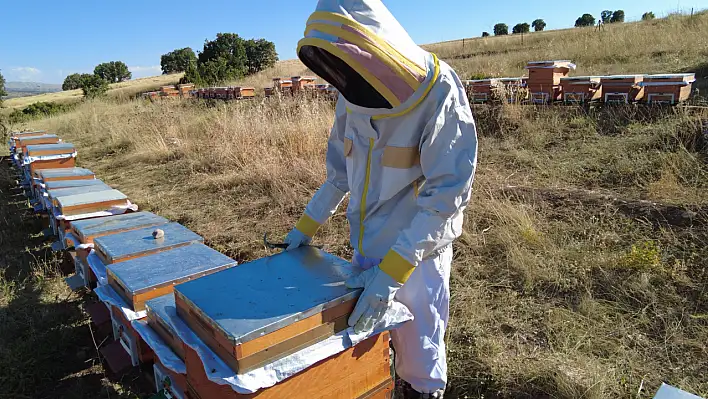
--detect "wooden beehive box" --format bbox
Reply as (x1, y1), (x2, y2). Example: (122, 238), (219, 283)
(11, 131), (47, 149)
(559, 76), (602, 104)
(292, 76), (317, 93)
(107, 242), (237, 312)
(526, 60), (575, 85)
(55, 189), (130, 217)
(600, 75), (644, 103)
(47, 184), (114, 209)
(71, 211), (170, 246)
(16, 134), (60, 154)
(174, 247), (361, 375)
(185, 332), (392, 399)
(641, 73), (696, 104)
(240, 87), (255, 98)
(24, 143), (77, 175)
(44, 178), (107, 191)
(466, 79), (493, 103)
(37, 167), (95, 183)
(146, 293), (187, 360)
(264, 87), (274, 97)
(94, 222), (202, 265)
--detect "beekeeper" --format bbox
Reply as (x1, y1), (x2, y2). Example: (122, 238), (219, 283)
(284, 0), (478, 397)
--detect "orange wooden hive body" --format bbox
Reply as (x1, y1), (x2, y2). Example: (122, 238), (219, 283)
(559, 76), (602, 104)
(155, 353), (188, 398)
(641, 74), (695, 104)
(184, 332), (393, 399)
(600, 75), (644, 103)
(24, 144), (77, 176)
(110, 305), (155, 364)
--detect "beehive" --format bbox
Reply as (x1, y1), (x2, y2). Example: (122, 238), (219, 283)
(107, 242), (237, 312)
(46, 184), (113, 210)
(55, 189), (129, 217)
(525, 60), (576, 103)
(71, 211), (170, 246)
(23, 143), (77, 175)
(185, 332), (393, 399)
(600, 75), (644, 103)
(641, 73), (696, 104)
(36, 167), (95, 183)
(93, 222), (203, 265)
(110, 303), (154, 366)
(10, 130), (47, 150)
(292, 76), (317, 94)
(465, 79), (494, 103)
(174, 247), (360, 374)
(16, 134), (60, 154)
(559, 76), (603, 104)
(43, 179), (107, 191)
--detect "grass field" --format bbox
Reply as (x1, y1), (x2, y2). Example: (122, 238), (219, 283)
(1, 11), (708, 399)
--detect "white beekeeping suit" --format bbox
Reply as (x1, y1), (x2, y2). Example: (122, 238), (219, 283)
(285, 0), (478, 396)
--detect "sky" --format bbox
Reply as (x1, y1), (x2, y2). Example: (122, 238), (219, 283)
(1, 0), (707, 84)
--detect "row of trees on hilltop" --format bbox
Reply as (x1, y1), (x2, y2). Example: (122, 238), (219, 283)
(487, 19), (546, 36)
(160, 34), (278, 86)
(487, 10), (656, 36)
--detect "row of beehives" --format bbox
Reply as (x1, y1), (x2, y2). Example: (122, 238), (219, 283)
(463, 60), (697, 105)
(140, 83), (197, 101)
(265, 76), (339, 100)
(7, 131), (393, 399)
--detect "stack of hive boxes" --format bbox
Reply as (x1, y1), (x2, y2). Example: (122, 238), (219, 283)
(559, 76), (603, 104)
(525, 60), (576, 104)
(6, 130), (398, 399)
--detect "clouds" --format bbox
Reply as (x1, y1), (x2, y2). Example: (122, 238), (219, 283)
(7, 66), (42, 82)
(129, 65), (161, 79)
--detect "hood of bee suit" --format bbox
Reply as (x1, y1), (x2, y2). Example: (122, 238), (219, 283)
(297, 0), (439, 111)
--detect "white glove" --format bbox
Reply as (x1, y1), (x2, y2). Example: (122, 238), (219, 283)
(283, 228), (312, 251)
(345, 266), (403, 334)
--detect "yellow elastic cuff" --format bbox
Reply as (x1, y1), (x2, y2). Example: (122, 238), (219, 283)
(379, 250), (416, 284)
(295, 214), (321, 238)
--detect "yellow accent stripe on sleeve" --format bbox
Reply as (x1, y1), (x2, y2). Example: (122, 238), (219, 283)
(372, 53), (441, 120)
(295, 214), (321, 238)
(379, 249), (416, 284)
(358, 138), (375, 255)
(305, 23), (420, 89)
(297, 38), (401, 108)
(306, 11), (426, 77)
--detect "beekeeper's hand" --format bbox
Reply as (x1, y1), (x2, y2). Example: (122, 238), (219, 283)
(283, 227), (312, 251)
(345, 266), (403, 334)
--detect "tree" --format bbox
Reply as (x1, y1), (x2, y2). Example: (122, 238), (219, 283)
(642, 11), (655, 21)
(62, 73), (92, 91)
(80, 75), (109, 98)
(532, 19), (546, 32)
(494, 23), (509, 36)
(512, 23), (530, 34)
(197, 33), (248, 85)
(0, 70), (6, 103)
(94, 61), (131, 83)
(611, 10), (625, 23)
(482, 32), (490, 37)
(575, 14), (596, 27)
(601, 10), (613, 24)
(244, 39), (278, 75)
(160, 47), (197, 74)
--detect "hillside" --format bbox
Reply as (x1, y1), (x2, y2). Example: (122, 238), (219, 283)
(2, 81), (62, 99)
(1, 73), (183, 111)
(2, 12), (708, 399)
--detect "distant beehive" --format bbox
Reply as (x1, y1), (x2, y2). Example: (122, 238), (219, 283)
(291, 76), (317, 94)
(560, 76), (603, 104)
(525, 60), (576, 104)
(600, 75), (644, 104)
(640, 73), (696, 105)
